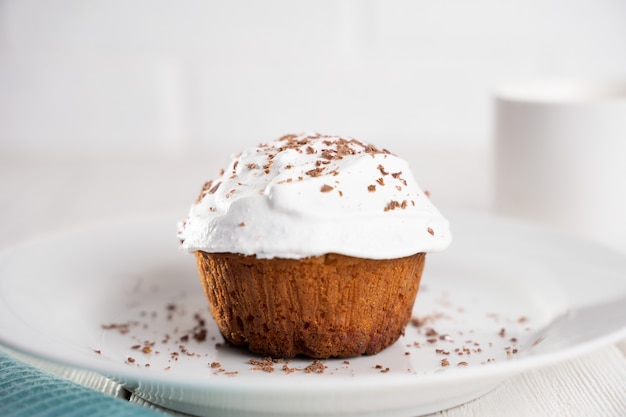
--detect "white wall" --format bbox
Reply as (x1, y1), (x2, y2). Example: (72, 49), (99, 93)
(1, 0), (626, 157)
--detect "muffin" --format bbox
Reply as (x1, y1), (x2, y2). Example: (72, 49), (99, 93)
(177, 133), (451, 358)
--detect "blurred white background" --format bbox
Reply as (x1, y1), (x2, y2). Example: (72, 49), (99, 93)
(2, 0), (626, 245)
(2, 0), (626, 157)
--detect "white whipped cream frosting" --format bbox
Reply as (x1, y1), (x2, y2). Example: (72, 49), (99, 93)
(178, 133), (451, 259)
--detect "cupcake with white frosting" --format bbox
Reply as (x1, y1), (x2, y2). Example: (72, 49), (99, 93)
(178, 133), (451, 358)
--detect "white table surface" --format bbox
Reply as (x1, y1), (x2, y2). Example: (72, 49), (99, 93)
(1, 149), (625, 417)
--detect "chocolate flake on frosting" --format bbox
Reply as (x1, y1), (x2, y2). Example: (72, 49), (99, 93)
(208, 182), (221, 194)
(391, 171), (408, 186)
(384, 200), (408, 212)
(321, 149), (337, 160)
(320, 184), (334, 193)
(278, 133), (298, 142)
(306, 167), (325, 177)
(196, 181), (213, 203)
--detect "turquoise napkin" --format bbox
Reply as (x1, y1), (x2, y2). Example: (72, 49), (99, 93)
(0, 351), (165, 417)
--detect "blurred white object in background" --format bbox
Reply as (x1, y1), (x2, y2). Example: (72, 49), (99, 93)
(494, 79), (626, 252)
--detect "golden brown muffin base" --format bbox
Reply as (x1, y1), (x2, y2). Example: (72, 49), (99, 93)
(195, 251), (426, 359)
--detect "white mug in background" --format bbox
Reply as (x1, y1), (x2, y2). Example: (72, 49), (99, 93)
(493, 79), (626, 253)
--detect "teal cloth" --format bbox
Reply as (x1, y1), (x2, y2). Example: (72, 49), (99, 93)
(0, 352), (165, 417)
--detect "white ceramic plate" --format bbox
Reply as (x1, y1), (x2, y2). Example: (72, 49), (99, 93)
(1, 209), (625, 417)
